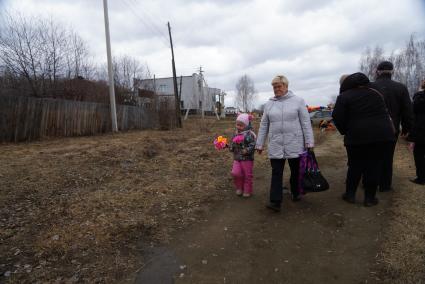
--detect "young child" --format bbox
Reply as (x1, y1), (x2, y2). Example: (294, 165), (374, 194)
(230, 113), (256, 197)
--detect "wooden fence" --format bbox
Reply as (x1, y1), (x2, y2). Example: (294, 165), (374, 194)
(0, 95), (171, 142)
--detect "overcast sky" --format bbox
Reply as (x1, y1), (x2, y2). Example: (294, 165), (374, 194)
(1, 0), (425, 107)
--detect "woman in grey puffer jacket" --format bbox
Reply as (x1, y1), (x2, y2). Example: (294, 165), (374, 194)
(256, 75), (314, 212)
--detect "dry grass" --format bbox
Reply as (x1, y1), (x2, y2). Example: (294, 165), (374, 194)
(0, 117), (236, 283)
(1, 117), (424, 283)
(376, 141), (425, 283)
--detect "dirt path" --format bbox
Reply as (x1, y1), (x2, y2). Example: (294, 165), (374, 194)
(137, 132), (392, 283)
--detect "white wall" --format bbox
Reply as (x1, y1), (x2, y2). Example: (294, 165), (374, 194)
(139, 74), (220, 112)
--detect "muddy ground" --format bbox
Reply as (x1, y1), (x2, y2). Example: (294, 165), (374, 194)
(0, 117), (424, 283)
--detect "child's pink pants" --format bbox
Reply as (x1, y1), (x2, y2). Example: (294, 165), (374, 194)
(231, 160), (254, 194)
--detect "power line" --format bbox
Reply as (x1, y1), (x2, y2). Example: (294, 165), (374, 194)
(128, 0), (171, 42)
(120, 0), (170, 48)
(121, 0), (169, 47)
(130, 0), (172, 27)
(125, 0), (169, 39)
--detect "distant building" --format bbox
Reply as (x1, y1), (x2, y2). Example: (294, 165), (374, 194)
(135, 74), (221, 114)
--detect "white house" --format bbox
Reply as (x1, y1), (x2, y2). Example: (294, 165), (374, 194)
(136, 74), (220, 114)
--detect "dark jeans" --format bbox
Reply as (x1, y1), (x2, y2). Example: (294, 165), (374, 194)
(379, 141), (397, 190)
(270, 158), (300, 204)
(414, 143), (425, 181)
(345, 143), (392, 201)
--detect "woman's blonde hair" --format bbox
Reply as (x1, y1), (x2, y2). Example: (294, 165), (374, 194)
(339, 74), (349, 85)
(271, 75), (289, 86)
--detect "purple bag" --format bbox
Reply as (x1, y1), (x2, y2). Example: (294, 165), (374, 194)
(299, 150), (329, 193)
(298, 151), (309, 195)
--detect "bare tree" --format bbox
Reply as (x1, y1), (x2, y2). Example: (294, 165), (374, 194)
(93, 56), (150, 105)
(359, 45), (385, 80)
(40, 17), (70, 93)
(0, 11), (152, 104)
(393, 35), (425, 96)
(235, 74), (256, 112)
(359, 34), (425, 98)
(0, 13), (44, 96)
(65, 31), (93, 80)
(96, 55), (146, 90)
(115, 55), (144, 90)
(0, 12), (93, 96)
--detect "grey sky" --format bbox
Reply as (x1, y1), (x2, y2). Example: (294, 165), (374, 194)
(2, 0), (425, 107)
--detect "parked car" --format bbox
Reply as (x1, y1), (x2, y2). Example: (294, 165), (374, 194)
(310, 110), (332, 126)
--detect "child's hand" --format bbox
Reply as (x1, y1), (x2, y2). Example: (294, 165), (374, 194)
(241, 149), (248, 155)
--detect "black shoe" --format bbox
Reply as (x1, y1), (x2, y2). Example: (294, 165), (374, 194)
(379, 187), (393, 192)
(342, 193), (355, 204)
(266, 202), (281, 212)
(291, 194), (301, 202)
(364, 197), (379, 207)
(410, 178), (425, 185)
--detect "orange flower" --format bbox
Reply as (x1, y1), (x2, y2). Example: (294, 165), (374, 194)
(214, 135), (228, 150)
(217, 136), (227, 144)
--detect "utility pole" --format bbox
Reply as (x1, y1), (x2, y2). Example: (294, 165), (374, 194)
(167, 22), (182, 128)
(103, 0), (118, 132)
(198, 66), (205, 119)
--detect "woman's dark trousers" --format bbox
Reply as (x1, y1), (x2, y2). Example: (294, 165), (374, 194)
(345, 143), (391, 201)
(270, 158), (300, 205)
(414, 143), (425, 182)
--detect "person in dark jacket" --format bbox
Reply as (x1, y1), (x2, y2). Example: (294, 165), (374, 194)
(407, 79), (425, 185)
(370, 61), (413, 191)
(333, 72), (396, 206)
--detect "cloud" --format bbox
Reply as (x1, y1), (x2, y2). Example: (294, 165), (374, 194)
(2, 0), (425, 107)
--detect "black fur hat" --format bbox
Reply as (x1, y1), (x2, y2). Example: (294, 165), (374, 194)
(377, 61), (394, 71)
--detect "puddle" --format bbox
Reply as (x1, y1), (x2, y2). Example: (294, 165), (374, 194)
(135, 246), (180, 284)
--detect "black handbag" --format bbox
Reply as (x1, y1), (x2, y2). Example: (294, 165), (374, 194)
(302, 150), (329, 192)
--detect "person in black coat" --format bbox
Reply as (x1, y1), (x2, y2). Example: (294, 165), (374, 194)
(370, 61), (413, 191)
(333, 72), (396, 206)
(407, 79), (425, 185)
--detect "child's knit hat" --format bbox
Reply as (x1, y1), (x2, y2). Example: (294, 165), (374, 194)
(236, 113), (250, 126)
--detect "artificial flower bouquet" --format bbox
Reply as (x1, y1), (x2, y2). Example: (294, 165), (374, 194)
(213, 136), (228, 150)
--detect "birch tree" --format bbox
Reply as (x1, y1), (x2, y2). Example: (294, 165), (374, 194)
(235, 74), (256, 112)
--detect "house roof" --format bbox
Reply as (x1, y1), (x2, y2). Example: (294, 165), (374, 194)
(137, 74), (197, 82)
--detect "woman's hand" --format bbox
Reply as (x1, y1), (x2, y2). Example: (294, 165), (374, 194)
(256, 146), (263, 155)
(408, 142), (415, 152)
